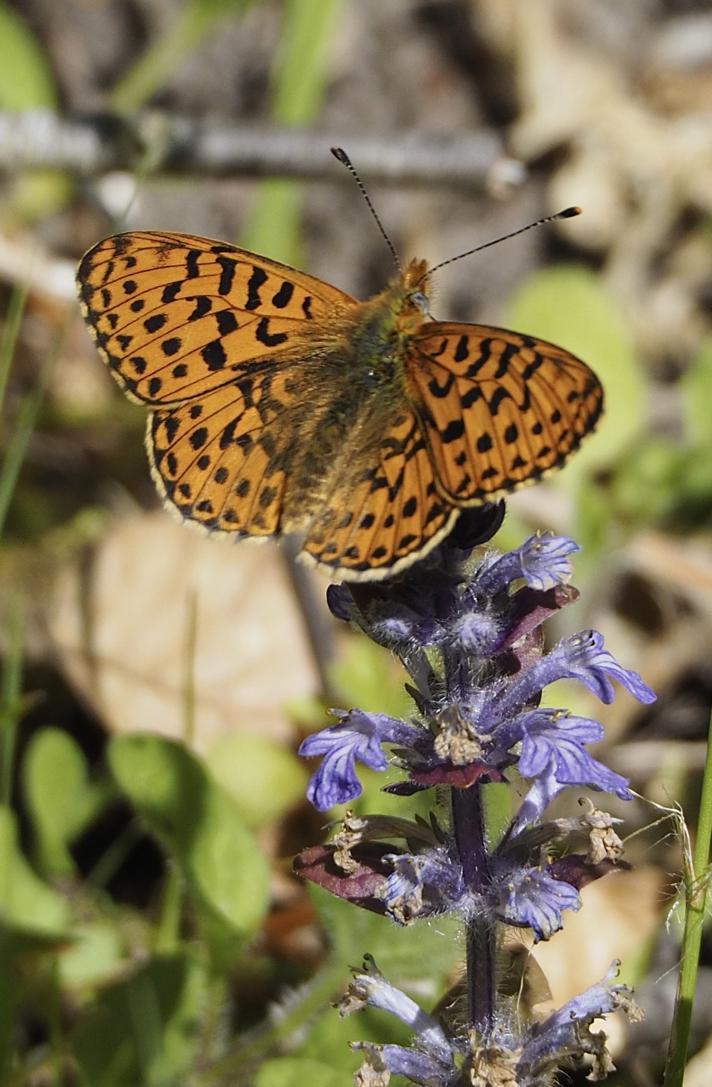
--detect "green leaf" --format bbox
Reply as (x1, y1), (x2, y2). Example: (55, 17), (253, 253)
(681, 338), (712, 446)
(0, 3), (57, 109)
(109, 0), (252, 113)
(610, 435), (687, 524)
(205, 733), (307, 827)
(108, 734), (269, 941)
(58, 920), (125, 990)
(73, 953), (208, 1087)
(23, 727), (106, 875)
(311, 884), (459, 988)
(241, 0), (343, 263)
(0, 806), (70, 939)
(329, 637), (411, 718)
(506, 266), (646, 482)
(256, 1057), (348, 1087)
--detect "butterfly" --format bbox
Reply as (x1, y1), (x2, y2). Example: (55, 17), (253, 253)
(76, 227), (603, 581)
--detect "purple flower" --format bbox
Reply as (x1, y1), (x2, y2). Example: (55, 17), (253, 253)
(477, 533), (579, 596)
(507, 710), (632, 828)
(299, 709), (421, 810)
(491, 630), (656, 721)
(381, 849), (465, 924)
(297, 527), (653, 1084)
(519, 963), (643, 1079)
(341, 959), (458, 1084)
(340, 961), (641, 1087)
(492, 865), (581, 941)
(448, 608), (504, 655)
(548, 630), (656, 705)
(352, 1043), (454, 1087)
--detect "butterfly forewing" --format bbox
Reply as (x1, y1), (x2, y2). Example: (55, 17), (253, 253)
(77, 232), (356, 405)
(408, 324), (604, 503)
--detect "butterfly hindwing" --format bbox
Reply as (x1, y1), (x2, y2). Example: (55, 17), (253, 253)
(408, 323), (604, 503)
(77, 231), (356, 406)
(302, 409), (457, 577)
(147, 362), (312, 535)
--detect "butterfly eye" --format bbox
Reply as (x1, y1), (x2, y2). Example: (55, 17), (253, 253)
(411, 291), (430, 315)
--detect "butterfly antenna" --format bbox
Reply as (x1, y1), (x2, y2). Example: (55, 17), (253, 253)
(331, 147), (401, 272)
(425, 206), (582, 279)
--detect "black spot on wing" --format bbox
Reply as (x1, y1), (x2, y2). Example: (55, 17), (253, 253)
(217, 256), (236, 295)
(202, 341), (227, 370)
(441, 419), (465, 443)
(216, 310), (238, 335)
(188, 297), (212, 321)
(162, 282), (181, 303)
(162, 337), (182, 357)
(144, 314), (167, 334)
(245, 267), (268, 311)
(454, 335), (469, 363)
(189, 427), (208, 450)
(488, 387), (512, 415)
(272, 281), (295, 309)
(255, 318), (288, 347)
(466, 339), (492, 378)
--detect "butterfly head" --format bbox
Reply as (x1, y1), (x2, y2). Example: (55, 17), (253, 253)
(391, 257), (431, 332)
(402, 257), (430, 295)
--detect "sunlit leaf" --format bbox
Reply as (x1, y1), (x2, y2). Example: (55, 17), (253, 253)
(507, 266), (645, 481)
(0, 807), (70, 938)
(73, 953), (208, 1087)
(256, 1057), (349, 1087)
(681, 338), (712, 447)
(23, 727), (107, 875)
(0, 3), (56, 109)
(109, 734), (269, 940)
(205, 733), (307, 827)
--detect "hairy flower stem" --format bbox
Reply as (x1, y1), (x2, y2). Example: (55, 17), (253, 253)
(452, 783), (495, 1031)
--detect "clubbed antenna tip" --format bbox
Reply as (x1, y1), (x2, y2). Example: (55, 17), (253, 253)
(330, 147), (401, 272)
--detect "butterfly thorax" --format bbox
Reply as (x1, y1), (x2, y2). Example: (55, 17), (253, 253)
(278, 261), (433, 526)
(348, 258), (431, 378)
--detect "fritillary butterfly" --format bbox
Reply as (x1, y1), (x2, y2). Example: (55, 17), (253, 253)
(76, 210), (603, 580)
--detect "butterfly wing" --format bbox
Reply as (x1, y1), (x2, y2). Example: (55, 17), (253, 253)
(301, 409), (458, 578)
(149, 366), (304, 537)
(407, 324), (604, 503)
(77, 231), (357, 405)
(151, 369), (457, 577)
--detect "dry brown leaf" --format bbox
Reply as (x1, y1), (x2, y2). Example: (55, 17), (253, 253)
(48, 511), (325, 750)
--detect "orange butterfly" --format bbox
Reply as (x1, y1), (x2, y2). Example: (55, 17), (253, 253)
(76, 197), (602, 580)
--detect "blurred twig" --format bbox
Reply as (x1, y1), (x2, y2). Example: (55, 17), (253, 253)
(0, 111), (518, 191)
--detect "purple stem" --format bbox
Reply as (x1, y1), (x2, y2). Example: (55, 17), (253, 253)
(451, 783), (496, 1032)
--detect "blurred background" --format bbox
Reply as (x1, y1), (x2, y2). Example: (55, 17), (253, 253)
(0, 1), (711, 1084)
